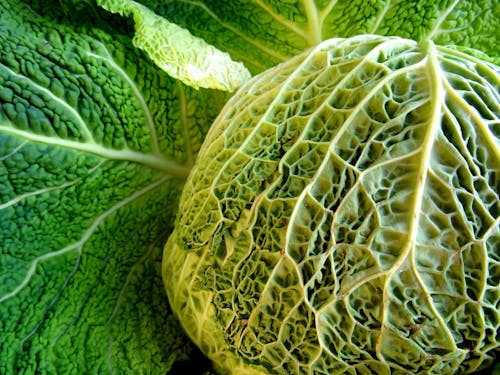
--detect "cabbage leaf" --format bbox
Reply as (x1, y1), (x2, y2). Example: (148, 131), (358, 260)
(0, 0), (229, 373)
(94, 0), (251, 91)
(152, 0), (499, 72)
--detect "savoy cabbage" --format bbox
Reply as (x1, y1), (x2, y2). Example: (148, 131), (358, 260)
(0, 0), (498, 374)
(164, 35), (499, 374)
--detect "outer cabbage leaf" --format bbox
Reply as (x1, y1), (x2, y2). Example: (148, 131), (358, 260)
(148, 0), (499, 72)
(0, 0), (229, 373)
(94, 0), (251, 91)
(164, 35), (500, 374)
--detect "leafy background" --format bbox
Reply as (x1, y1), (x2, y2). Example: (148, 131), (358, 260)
(0, 0), (228, 373)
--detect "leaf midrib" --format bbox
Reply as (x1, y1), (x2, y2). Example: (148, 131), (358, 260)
(0, 123), (191, 179)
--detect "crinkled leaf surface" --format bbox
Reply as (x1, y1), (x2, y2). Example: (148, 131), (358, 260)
(0, 0), (229, 373)
(95, 0), (251, 91)
(164, 35), (500, 375)
(151, 0), (499, 72)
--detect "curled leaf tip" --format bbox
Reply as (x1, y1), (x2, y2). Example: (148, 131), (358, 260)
(97, 0), (252, 91)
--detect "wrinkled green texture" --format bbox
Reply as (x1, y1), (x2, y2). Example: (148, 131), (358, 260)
(152, 0), (499, 72)
(164, 35), (500, 375)
(0, 0), (229, 373)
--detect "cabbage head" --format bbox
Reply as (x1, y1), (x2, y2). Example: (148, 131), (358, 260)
(164, 35), (500, 374)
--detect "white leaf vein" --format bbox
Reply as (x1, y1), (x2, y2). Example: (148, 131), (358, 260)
(0, 63), (95, 143)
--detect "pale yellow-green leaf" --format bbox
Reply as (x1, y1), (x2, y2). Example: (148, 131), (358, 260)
(97, 0), (251, 91)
